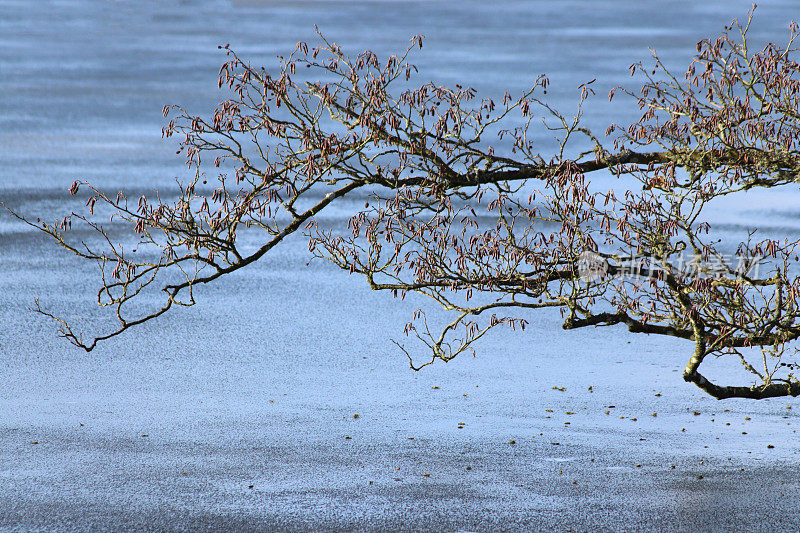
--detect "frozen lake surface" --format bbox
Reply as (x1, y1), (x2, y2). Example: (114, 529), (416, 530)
(2, 1), (800, 530)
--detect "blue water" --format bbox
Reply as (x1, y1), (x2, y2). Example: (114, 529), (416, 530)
(2, 1), (800, 530)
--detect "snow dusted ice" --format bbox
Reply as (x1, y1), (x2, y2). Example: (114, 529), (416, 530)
(1, 1), (800, 530)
